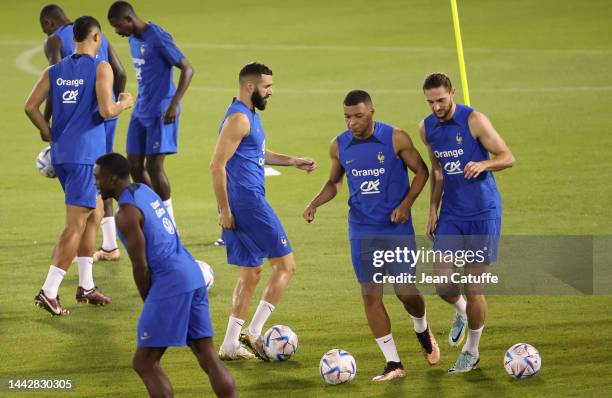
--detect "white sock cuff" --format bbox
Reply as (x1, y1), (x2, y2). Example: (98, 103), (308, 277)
(375, 333), (394, 344)
(260, 300), (275, 312)
(375, 333), (401, 363)
(50, 265), (66, 276)
(77, 257), (95, 290)
(410, 313), (428, 333)
(454, 296), (467, 315)
(229, 315), (245, 325)
(469, 325), (484, 333)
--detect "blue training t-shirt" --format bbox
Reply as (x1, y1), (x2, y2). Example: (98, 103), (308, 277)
(337, 121), (415, 238)
(424, 104), (501, 221)
(52, 23), (117, 121)
(117, 183), (204, 300)
(129, 23), (184, 117)
(48, 54), (106, 165)
(218, 98), (266, 209)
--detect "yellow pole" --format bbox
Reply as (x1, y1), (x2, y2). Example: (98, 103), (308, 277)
(450, 0), (471, 106)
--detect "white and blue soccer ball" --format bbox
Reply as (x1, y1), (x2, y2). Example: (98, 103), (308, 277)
(196, 260), (214, 290)
(319, 349), (357, 385)
(36, 146), (55, 178)
(504, 343), (541, 379)
(263, 325), (298, 361)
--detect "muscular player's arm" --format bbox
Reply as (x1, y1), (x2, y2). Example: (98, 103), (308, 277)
(96, 61), (133, 119)
(391, 128), (429, 224)
(210, 113), (250, 229)
(303, 138), (345, 223)
(465, 111), (516, 179)
(265, 150), (317, 172)
(107, 43), (127, 96)
(115, 204), (150, 301)
(43, 36), (62, 122)
(163, 57), (194, 124)
(419, 121), (443, 238)
(24, 67), (52, 142)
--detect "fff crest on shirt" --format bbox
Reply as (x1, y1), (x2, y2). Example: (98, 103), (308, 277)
(140, 44), (145, 56)
(377, 152), (385, 164)
(456, 131), (463, 145)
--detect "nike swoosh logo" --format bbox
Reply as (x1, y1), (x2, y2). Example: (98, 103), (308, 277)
(346, 159), (355, 164)
(141, 335), (150, 340)
(41, 294), (60, 315)
(451, 324), (464, 343)
(383, 338), (392, 344)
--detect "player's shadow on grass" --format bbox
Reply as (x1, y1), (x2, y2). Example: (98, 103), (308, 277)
(244, 376), (319, 392)
(33, 312), (130, 375)
(425, 367), (447, 396)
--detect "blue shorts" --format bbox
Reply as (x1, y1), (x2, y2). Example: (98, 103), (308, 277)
(433, 218), (501, 264)
(222, 200), (292, 266)
(126, 114), (179, 156)
(54, 163), (97, 209)
(137, 287), (213, 347)
(104, 118), (118, 153)
(350, 234), (417, 284)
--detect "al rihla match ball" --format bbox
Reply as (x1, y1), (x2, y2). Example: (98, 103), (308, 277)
(319, 349), (357, 385)
(196, 260), (214, 290)
(263, 325), (298, 361)
(36, 146), (55, 178)
(504, 343), (541, 379)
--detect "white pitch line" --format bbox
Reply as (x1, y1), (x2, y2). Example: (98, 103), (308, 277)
(15, 45), (42, 76)
(17, 45), (612, 94)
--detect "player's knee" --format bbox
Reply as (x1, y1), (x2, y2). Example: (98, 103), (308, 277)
(396, 294), (421, 305)
(129, 162), (145, 179)
(279, 262), (296, 278)
(145, 157), (164, 176)
(132, 356), (152, 376)
(362, 293), (383, 308)
(241, 267), (263, 284)
(65, 218), (88, 236)
(271, 257), (296, 277)
(465, 292), (486, 302)
(435, 283), (459, 298)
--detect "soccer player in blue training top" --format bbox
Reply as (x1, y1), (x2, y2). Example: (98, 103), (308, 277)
(419, 72), (515, 373)
(40, 4), (128, 262)
(211, 62), (317, 361)
(25, 16), (134, 316)
(94, 153), (236, 398)
(107, 1), (194, 229)
(303, 90), (440, 381)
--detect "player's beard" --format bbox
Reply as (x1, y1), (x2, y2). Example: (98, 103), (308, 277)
(436, 100), (454, 121)
(252, 90), (268, 111)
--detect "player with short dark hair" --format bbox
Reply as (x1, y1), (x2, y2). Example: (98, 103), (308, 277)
(25, 16), (134, 316)
(419, 72), (515, 373)
(211, 62), (316, 360)
(40, 4), (128, 262)
(303, 90), (440, 381)
(107, 1), (194, 229)
(94, 152), (236, 398)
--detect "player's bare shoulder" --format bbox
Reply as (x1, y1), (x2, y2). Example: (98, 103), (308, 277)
(221, 112), (251, 138)
(391, 127), (416, 154)
(329, 136), (340, 159)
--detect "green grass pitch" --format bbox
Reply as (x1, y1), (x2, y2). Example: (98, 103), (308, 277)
(1, 0), (611, 396)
